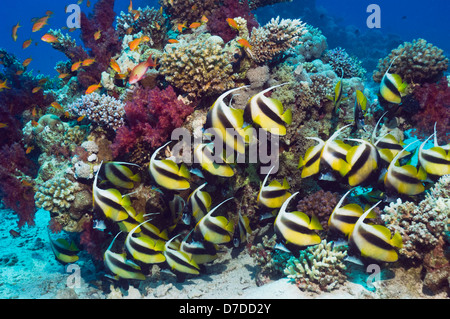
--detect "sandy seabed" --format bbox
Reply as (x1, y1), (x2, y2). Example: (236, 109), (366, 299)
(0, 208), (447, 300)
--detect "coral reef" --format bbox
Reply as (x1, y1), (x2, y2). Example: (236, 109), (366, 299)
(160, 0), (219, 26)
(249, 17), (308, 64)
(66, 93), (126, 131)
(283, 240), (348, 293)
(294, 24), (327, 62)
(296, 190), (340, 230)
(159, 33), (237, 100)
(373, 38), (448, 84)
(382, 175), (450, 262)
(322, 47), (366, 79)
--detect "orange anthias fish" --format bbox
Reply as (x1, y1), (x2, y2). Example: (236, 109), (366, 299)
(94, 30), (101, 41)
(23, 58), (33, 67)
(168, 39), (179, 44)
(132, 10), (140, 21)
(0, 123), (9, 129)
(177, 23), (187, 33)
(82, 58), (96, 67)
(77, 115), (86, 122)
(23, 39), (32, 49)
(128, 55), (156, 85)
(51, 102), (64, 110)
(71, 61), (83, 72)
(32, 16), (49, 32)
(201, 15), (208, 24)
(110, 58), (121, 73)
(58, 73), (70, 79)
(12, 22), (21, 41)
(237, 38), (252, 49)
(41, 34), (59, 43)
(128, 0), (133, 13)
(129, 38), (143, 51)
(190, 22), (201, 29)
(86, 83), (102, 94)
(26, 146), (34, 154)
(0, 80), (10, 91)
(32, 87), (42, 94)
(226, 18), (239, 30)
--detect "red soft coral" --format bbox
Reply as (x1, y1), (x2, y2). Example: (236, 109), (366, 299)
(111, 86), (194, 160)
(0, 143), (37, 227)
(412, 77), (450, 143)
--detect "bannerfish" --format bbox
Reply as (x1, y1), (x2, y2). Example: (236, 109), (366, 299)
(379, 57), (408, 104)
(194, 197), (234, 244)
(327, 69), (347, 113)
(48, 232), (80, 264)
(384, 141), (427, 196)
(274, 192), (322, 248)
(233, 210), (252, 248)
(353, 90), (367, 132)
(164, 234), (200, 276)
(418, 130), (450, 180)
(93, 162), (131, 222)
(104, 232), (146, 280)
(349, 201), (403, 262)
(180, 232), (218, 265)
(298, 124), (352, 178)
(104, 161), (141, 190)
(148, 142), (191, 191)
(344, 138), (379, 187)
(182, 182), (212, 225)
(125, 220), (166, 264)
(328, 189), (376, 237)
(193, 142), (234, 177)
(244, 83), (292, 136)
(257, 165), (291, 211)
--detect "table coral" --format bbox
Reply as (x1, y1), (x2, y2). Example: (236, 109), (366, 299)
(159, 33), (237, 100)
(373, 38), (448, 84)
(249, 17), (307, 64)
(66, 93), (125, 131)
(283, 239), (348, 293)
(382, 175), (450, 262)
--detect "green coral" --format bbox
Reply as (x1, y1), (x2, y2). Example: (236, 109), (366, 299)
(283, 240), (348, 293)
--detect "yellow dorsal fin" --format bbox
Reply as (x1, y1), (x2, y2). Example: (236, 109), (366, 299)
(178, 163), (191, 179)
(391, 231), (403, 249)
(161, 159), (180, 173)
(282, 178), (290, 189)
(268, 180), (282, 187)
(371, 224), (393, 241)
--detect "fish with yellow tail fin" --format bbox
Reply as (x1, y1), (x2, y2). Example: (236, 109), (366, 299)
(104, 162), (141, 190)
(384, 141), (427, 196)
(257, 165), (291, 211)
(233, 210), (252, 248)
(193, 143), (235, 178)
(194, 197), (235, 244)
(132, 213), (169, 242)
(164, 234), (201, 277)
(274, 192), (322, 249)
(117, 206), (144, 233)
(204, 86), (252, 156)
(48, 231), (80, 264)
(328, 189), (377, 237)
(379, 57), (408, 104)
(344, 138), (379, 187)
(12, 22), (21, 41)
(148, 142), (191, 191)
(418, 129), (450, 180)
(298, 124), (352, 178)
(182, 182), (212, 225)
(352, 90), (367, 132)
(104, 232), (146, 281)
(327, 69), (347, 113)
(371, 112), (408, 164)
(180, 230), (218, 265)
(244, 83), (292, 136)
(93, 162), (131, 222)
(349, 201), (403, 262)
(125, 220), (166, 265)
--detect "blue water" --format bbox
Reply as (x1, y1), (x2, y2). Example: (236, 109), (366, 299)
(1, 0), (449, 76)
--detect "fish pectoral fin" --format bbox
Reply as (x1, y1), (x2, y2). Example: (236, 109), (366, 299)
(297, 156), (304, 169)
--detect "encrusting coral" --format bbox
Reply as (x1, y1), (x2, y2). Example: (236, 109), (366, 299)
(249, 17), (308, 64)
(373, 38), (449, 84)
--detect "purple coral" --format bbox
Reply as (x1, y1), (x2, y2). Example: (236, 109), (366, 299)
(111, 86), (194, 162)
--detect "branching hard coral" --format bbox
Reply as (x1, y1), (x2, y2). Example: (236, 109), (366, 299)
(322, 47), (366, 79)
(283, 240), (347, 293)
(249, 17), (307, 64)
(111, 85), (194, 163)
(373, 38), (449, 83)
(116, 6), (167, 49)
(294, 24), (327, 62)
(67, 93), (125, 131)
(411, 77), (450, 142)
(46, 29), (89, 64)
(160, 0), (220, 26)
(0, 143), (37, 227)
(159, 33), (237, 100)
(382, 175), (450, 263)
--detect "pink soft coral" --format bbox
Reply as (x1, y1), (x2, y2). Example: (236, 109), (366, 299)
(111, 86), (194, 161)
(412, 77), (450, 143)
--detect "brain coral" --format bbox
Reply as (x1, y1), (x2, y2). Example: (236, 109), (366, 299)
(249, 16), (307, 64)
(67, 93), (125, 131)
(373, 38), (449, 83)
(159, 33), (237, 100)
